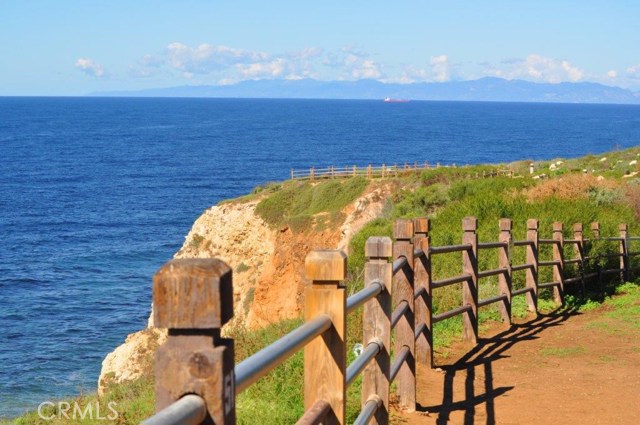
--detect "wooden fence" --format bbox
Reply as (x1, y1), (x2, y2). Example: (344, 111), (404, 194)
(290, 163), (515, 180)
(142, 218), (639, 425)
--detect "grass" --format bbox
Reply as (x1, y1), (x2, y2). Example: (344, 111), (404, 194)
(539, 346), (587, 357)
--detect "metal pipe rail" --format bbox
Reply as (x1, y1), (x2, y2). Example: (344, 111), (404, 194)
(539, 238), (560, 244)
(346, 339), (382, 387)
(353, 396), (382, 425)
(477, 294), (508, 308)
(599, 252), (623, 259)
(391, 301), (409, 329)
(390, 346), (410, 383)
(511, 287), (533, 297)
(429, 244), (472, 255)
(564, 258), (581, 265)
(629, 251), (640, 257)
(432, 273), (471, 289)
(539, 260), (561, 267)
(414, 286), (426, 300)
(432, 304), (472, 324)
(235, 315), (332, 393)
(583, 272), (599, 280)
(478, 267), (507, 279)
(630, 236), (640, 241)
(414, 322), (427, 339)
(141, 394), (207, 425)
(513, 240), (533, 246)
(511, 263), (533, 272)
(414, 248), (425, 258)
(538, 281), (561, 289)
(347, 281), (383, 314)
(392, 256), (407, 275)
(563, 276), (582, 284)
(477, 241), (508, 249)
(601, 268), (624, 276)
(602, 237), (624, 241)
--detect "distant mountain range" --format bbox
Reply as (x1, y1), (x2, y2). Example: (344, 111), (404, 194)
(91, 77), (640, 104)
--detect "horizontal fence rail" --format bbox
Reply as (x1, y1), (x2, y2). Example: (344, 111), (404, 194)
(144, 216), (638, 425)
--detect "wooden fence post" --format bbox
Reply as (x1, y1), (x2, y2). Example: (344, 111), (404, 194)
(620, 224), (629, 282)
(153, 259), (235, 425)
(413, 218), (433, 367)
(291, 169), (294, 180)
(310, 167), (315, 182)
(552, 222), (565, 305)
(462, 217), (479, 343)
(363, 237), (392, 425)
(573, 223), (586, 293)
(525, 219), (539, 313)
(592, 222), (601, 287)
(382, 164), (386, 178)
(498, 218), (512, 323)
(304, 250), (347, 425)
(367, 165), (372, 179)
(393, 220), (415, 411)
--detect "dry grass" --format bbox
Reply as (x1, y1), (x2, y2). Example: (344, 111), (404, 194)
(525, 174), (619, 202)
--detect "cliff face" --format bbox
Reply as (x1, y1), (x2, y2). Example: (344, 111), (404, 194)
(98, 181), (391, 389)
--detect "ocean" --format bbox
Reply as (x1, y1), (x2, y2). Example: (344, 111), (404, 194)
(1, 97), (639, 417)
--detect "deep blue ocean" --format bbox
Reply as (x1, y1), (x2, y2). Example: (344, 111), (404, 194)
(1, 97), (639, 417)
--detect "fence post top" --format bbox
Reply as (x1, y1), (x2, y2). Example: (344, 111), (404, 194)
(413, 217), (430, 234)
(553, 221), (563, 232)
(527, 219), (539, 230)
(153, 258), (233, 329)
(619, 223), (628, 231)
(573, 223), (583, 232)
(365, 236), (393, 258)
(393, 219), (414, 240)
(499, 218), (512, 230)
(591, 222), (600, 230)
(463, 216), (478, 231)
(305, 249), (347, 282)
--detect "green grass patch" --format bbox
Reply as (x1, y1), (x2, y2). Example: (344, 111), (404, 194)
(539, 346), (587, 357)
(255, 177), (369, 233)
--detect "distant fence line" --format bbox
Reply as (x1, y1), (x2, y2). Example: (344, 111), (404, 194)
(290, 162), (515, 180)
(143, 217), (638, 425)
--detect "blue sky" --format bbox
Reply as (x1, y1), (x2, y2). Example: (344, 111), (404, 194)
(2, 1), (640, 95)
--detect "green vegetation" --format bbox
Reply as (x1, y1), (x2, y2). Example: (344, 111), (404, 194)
(539, 346), (587, 357)
(254, 177), (369, 232)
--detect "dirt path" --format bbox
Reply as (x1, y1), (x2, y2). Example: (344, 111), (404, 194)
(394, 302), (640, 424)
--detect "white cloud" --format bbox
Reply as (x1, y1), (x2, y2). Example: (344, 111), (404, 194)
(430, 55), (450, 82)
(74, 58), (106, 78)
(165, 42), (268, 75)
(484, 54), (584, 83)
(627, 64), (640, 80)
(607, 70), (618, 78)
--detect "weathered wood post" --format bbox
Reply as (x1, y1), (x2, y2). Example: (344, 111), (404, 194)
(382, 164), (386, 178)
(310, 167), (315, 182)
(525, 219), (539, 313)
(330, 166), (335, 178)
(304, 250), (347, 425)
(363, 237), (392, 425)
(393, 220), (415, 411)
(592, 222), (601, 287)
(353, 165), (357, 177)
(153, 259), (235, 425)
(552, 222), (565, 305)
(367, 165), (372, 179)
(620, 224), (629, 282)
(462, 217), (479, 343)
(573, 223), (586, 293)
(413, 218), (433, 367)
(291, 169), (295, 180)
(498, 218), (512, 323)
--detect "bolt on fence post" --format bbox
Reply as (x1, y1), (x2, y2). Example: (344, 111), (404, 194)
(393, 219), (416, 411)
(552, 222), (565, 305)
(462, 217), (479, 343)
(153, 259), (235, 425)
(573, 223), (586, 294)
(304, 250), (347, 425)
(413, 217), (433, 368)
(620, 224), (629, 282)
(525, 219), (539, 313)
(498, 218), (512, 324)
(363, 237), (392, 425)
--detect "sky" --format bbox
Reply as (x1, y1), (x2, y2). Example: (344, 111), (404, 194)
(2, 0), (640, 95)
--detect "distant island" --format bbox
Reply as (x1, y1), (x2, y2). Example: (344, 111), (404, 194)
(90, 77), (640, 104)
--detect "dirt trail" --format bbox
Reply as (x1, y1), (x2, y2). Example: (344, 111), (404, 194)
(394, 305), (640, 424)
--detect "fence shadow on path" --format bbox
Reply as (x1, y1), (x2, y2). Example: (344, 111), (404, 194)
(418, 307), (580, 425)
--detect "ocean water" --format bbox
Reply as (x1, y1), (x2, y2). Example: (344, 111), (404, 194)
(1, 97), (639, 417)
